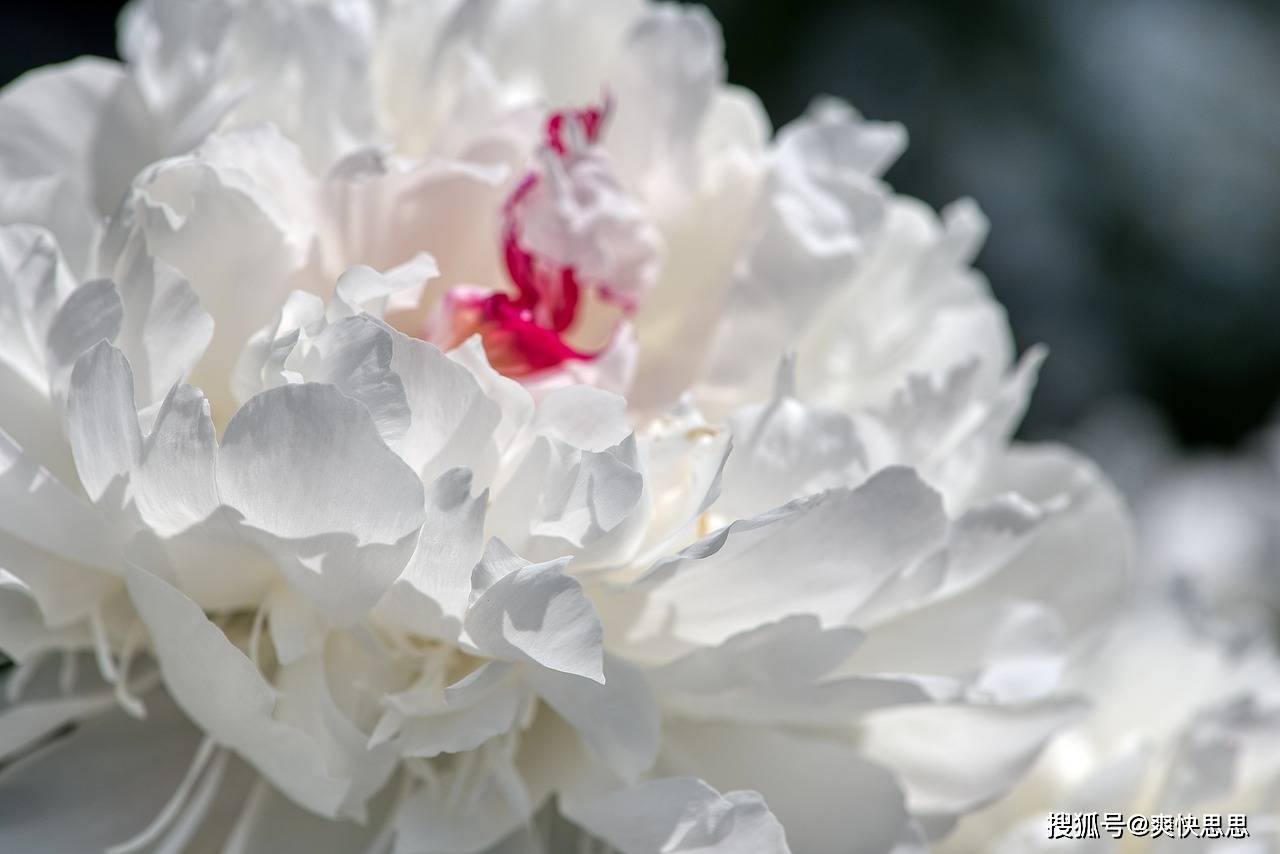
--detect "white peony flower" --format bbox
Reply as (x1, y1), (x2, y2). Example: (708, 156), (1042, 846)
(0, 1), (1133, 853)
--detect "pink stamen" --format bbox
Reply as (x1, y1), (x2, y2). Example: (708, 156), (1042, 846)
(544, 101), (608, 155)
(429, 98), (631, 379)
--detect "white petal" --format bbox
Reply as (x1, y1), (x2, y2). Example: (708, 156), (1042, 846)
(133, 383), (217, 536)
(376, 467), (486, 641)
(107, 125), (317, 423)
(858, 699), (1086, 817)
(331, 254), (439, 319)
(393, 783), (524, 853)
(391, 701), (601, 853)
(795, 197), (1013, 420)
(0, 224), (78, 392)
(775, 97), (905, 183)
(719, 355), (866, 520)
(650, 616), (927, 726)
(562, 777), (791, 854)
(696, 99), (895, 414)
(627, 157), (762, 415)
(489, 433), (645, 562)
(972, 602), (1068, 703)
(321, 157), (508, 319)
(66, 340), (141, 503)
(659, 721), (909, 854)
(0, 425), (122, 573)
(273, 648), (400, 820)
(0, 529), (120, 630)
(527, 654), (660, 782)
(216, 383), (425, 621)
(43, 278), (122, 405)
(447, 335), (534, 454)
(231, 289), (326, 405)
(0, 58), (156, 271)
(267, 586), (327, 667)
(148, 0), (378, 172)
(125, 567), (350, 816)
(513, 143), (661, 309)
(631, 467), (948, 650)
(287, 315), (411, 445)
(387, 329), (504, 485)
(0, 174), (98, 284)
(975, 445), (1133, 640)
(936, 493), (1048, 597)
(531, 386), (631, 453)
(129, 384), (275, 614)
(853, 447), (1131, 684)
(609, 4), (724, 185)
(873, 348), (1045, 508)
(392, 740), (540, 854)
(0, 582), (89, 661)
(398, 661), (531, 758)
(465, 549), (604, 683)
(619, 405), (731, 569)
(109, 234), (214, 408)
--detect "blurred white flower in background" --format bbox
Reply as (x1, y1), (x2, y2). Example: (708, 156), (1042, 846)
(930, 404), (1280, 853)
(1075, 401), (1280, 633)
(939, 599), (1280, 854)
(0, 1), (1134, 852)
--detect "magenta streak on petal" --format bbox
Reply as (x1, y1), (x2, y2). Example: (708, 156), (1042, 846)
(429, 99), (630, 379)
(545, 101), (608, 156)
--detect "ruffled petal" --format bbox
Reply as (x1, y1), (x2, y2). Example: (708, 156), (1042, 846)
(125, 566), (351, 817)
(66, 340), (141, 504)
(527, 654), (660, 782)
(216, 382), (425, 621)
(488, 429), (645, 563)
(43, 278), (123, 406)
(563, 776), (791, 854)
(104, 124), (317, 422)
(386, 329), (504, 486)
(0, 58), (157, 273)
(286, 314), (411, 446)
(129, 382), (277, 612)
(718, 355), (866, 520)
(376, 467), (487, 642)
(108, 234), (214, 408)
(0, 578), (90, 661)
(396, 661), (532, 758)
(628, 467), (948, 652)
(465, 542), (604, 682)
(0, 224), (78, 393)
(650, 616), (927, 727)
(858, 699), (1087, 817)
(659, 721), (909, 854)
(696, 98), (898, 413)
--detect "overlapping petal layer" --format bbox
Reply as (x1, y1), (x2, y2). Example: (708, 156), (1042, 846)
(0, 2), (1139, 853)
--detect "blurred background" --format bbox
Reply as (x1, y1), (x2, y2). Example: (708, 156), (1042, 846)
(4, 0), (1278, 449)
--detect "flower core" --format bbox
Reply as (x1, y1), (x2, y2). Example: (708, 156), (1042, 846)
(426, 102), (632, 379)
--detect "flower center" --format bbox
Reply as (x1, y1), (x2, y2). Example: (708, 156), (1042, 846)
(425, 100), (652, 379)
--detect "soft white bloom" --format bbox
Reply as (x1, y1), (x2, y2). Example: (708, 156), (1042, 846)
(933, 406), (1280, 853)
(0, 1), (1132, 853)
(1075, 400), (1280, 632)
(938, 597), (1280, 854)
